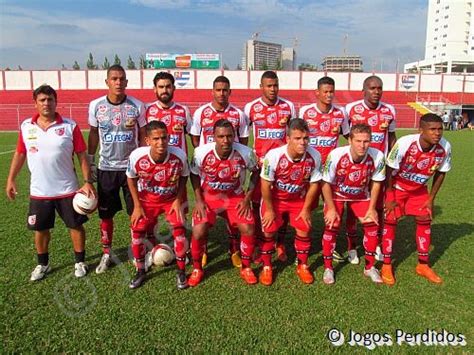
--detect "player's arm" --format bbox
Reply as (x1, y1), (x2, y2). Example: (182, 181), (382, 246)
(421, 171), (446, 219)
(296, 181), (319, 228)
(6, 151), (26, 200)
(236, 170), (258, 218)
(190, 172), (207, 219)
(127, 176), (146, 227)
(170, 176), (188, 223)
(388, 131), (397, 151)
(138, 126), (146, 147)
(191, 135), (200, 148)
(321, 182), (340, 229)
(239, 136), (249, 146)
(260, 179), (275, 228)
(76, 151), (96, 198)
(384, 166), (398, 218)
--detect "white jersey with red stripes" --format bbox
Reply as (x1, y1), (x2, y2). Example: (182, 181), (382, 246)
(323, 145), (386, 201)
(386, 134), (451, 192)
(126, 146), (189, 204)
(190, 142), (257, 196)
(299, 103), (349, 164)
(190, 103), (249, 146)
(16, 114), (86, 199)
(345, 99), (396, 155)
(260, 145), (322, 201)
(145, 101), (192, 153)
(244, 97), (296, 163)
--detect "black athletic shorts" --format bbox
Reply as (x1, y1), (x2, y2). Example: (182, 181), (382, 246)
(27, 196), (88, 231)
(97, 169), (134, 219)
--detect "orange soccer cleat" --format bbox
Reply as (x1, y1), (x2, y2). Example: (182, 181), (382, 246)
(276, 244), (288, 262)
(259, 266), (273, 286)
(240, 267), (258, 285)
(188, 268), (204, 287)
(381, 264), (396, 285)
(296, 264), (314, 284)
(415, 264), (443, 284)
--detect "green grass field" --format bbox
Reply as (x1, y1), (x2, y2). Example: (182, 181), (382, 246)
(1, 130), (473, 352)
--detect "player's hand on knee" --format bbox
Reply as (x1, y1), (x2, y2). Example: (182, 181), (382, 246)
(384, 200), (398, 218)
(296, 208), (312, 228)
(193, 200), (208, 220)
(236, 197), (252, 219)
(418, 199), (434, 219)
(131, 206), (146, 227)
(362, 208), (379, 225)
(261, 209), (276, 228)
(324, 208), (340, 230)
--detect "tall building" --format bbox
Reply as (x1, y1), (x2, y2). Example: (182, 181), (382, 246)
(321, 55), (363, 72)
(242, 39), (282, 70)
(282, 47), (296, 70)
(405, 0), (474, 73)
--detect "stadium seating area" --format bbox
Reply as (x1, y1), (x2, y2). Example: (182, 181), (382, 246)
(1, 89), (473, 131)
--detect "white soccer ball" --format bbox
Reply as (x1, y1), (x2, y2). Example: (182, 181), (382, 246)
(152, 243), (175, 267)
(72, 191), (98, 215)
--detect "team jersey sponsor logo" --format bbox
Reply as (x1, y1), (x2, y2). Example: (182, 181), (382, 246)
(55, 128), (65, 136)
(125, 117), (136, 129)
(309, 136), (337, 147)
(352, 114), (364, 121)
(175, 108), (184, 114)
(207, 181), (235, 190)
(354, 105), (364, 114)
(229, 110), (239, 117)
(254, 113), (266, 120)
(148, 106), (158, 115)
(429, 164), (440, 173)
(143, 185), (176, 195)
(173, 123), (184, 132)
(169, 134), (180, 145)
(203, 107), (213, 118)
(368, 115), (378, 126)
(435, 147), (444, 154)
(417, 158), (430, 170)
(206, 154), (216, 165)
(276, 180), (301, 193)
(280, 103), (289, 109)
(257, 128), (285, 139)
(399, 171), (429, 185)
(97, 114), (107, 122)
(333, 110), (343, 117)
(371, 132), (385, 143)
(290, 169), (302, 181)
(379, 122), (389, 130)
(409, 144), (418, 156)
(349, 170), (361, 182)
(381, 107), (390, 113)
(139, 158), (150, 170)
(340, 185), (363, 195)
(253, 103), (263, 113)
(28, 215), (36, 225)
(262, 158), (271, 177)
(340, 157), (350, 168)
(103, 132), (133, 143)
(29, 146), (38, 153)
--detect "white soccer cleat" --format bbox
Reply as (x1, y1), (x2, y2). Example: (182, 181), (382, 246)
(364, 266), (383, 284)
(95, 253), (111, 274)
(347, 249), (360, 265)
(30, 264), (51, 281)
(323, 268), (335, 285)
(74, 262), (88, 278)
(375, 245), (383, 262)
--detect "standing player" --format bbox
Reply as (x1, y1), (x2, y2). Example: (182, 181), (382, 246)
(321, 124), (386, 284)
(245, 70), (296, 262)
(260, 119), (322, 286)
(6, 85), (96, 280)
(190, 75), (249, 267)
(381, 113), (451, 285)
(188, 119), (258, 287)
(126, 121), (189, 289)
(344, 75), (396, 262)
(145, 72), (192, 153)
(88, 65), (147, 273)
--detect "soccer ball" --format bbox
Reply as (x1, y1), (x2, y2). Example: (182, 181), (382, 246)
(72, 191), (98, 215)
(152, 244), (175, 267)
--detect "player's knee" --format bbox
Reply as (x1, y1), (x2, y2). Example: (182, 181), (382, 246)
(239, 223), (254, 236)
(415, 215), (431, 223)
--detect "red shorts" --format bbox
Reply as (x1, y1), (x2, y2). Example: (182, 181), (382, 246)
(385, 187), (430, 220)
(132, 200), (184, 232)
(251, 175), (262, 203)
(324, 199), (371, 229)
(192, 193), (254, 227)
(376, 184), (385, 210)
(260, 199), (310, 233)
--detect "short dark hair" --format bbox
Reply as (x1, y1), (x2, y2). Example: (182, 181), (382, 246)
(213, 75), (230, 87)
(420, 113), (443, 127)
(349, 123), (372, 138)
(287, 118), (309, 135)
(153, 72), (175, 86)
(107, 64), (126, 78)
(261, 70), (278, 82)
(317, 76), (335, 88)
(213, 118), (234, 133)
(33, 85), (57, 101)
(145, 120), (168, 135)
(363, 75), (382, 90)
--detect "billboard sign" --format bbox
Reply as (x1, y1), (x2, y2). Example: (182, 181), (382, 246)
(145, 53), (220, 69)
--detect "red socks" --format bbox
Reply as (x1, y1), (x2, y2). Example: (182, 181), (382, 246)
(362, 223), (378, 270)
(322, 228), (338, 269)
(100, 218), (114, 254)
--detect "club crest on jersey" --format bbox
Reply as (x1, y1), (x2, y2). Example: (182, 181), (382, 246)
(354, 105), (365, 114)
(139, 159), (150, 170)
(55, 128), (65, 136)
(112, 113), (122, 126)
(307, 109), (317, 119)
(279, 116), (289, 126)
(406, 156), (416, 164)
(278, 157), (289, 169)
(125, 117), (135, 129)
(429, 164), (439, 173)
(340, 157), (350, 168)
(29, 146), (38, 153)
(154, 170), (166, 181)
(203, 107), (213, 118)
(320, 120), (330, 132)
(253, 103), (264, 113)
(368, 115), (378, 126)
(173, 123), (183, 132)
(290, 169), (302, 181)
(337, 169), (346, 176)
(148, 106), (158, 116)
(349, 170), (361, 182)
(417, 158), (430, 170)
(352, 114), (364, 121)
(267, 112), (277, 124)
(98, 105), (108, 114)
(218, 167), (231, 179)
(206, 154), (216, 165)
(409, 145), (418, 156)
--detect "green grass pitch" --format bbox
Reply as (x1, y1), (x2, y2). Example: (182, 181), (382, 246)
(1, 130), (473, 352)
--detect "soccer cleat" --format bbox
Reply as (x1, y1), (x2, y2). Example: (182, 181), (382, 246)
(296, 264), (314, 284)
(30, 264), (51, 281)
(176, 270), (189, 290)
(259, 266), (273, 286)
(347, 249), (360, 265)
(276, 244), (288, 262)
(364, 266), (383, 284)
(188, 268), (204, 287)
(240, 267), (258, 285)
(381, 264), (396, 285)
(95, 253), (111, 274)
(415, 264), (443, 284)
(332, 250), (346, 263)
(129, 270), (146, 289)
(201, 252), (208, 268)
(231, 251), (242, 268)
(375, 245), (383, 262)
(323, 268), (335, 285)
(74, 262), (88, 278)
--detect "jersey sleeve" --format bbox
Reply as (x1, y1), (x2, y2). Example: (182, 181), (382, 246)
(322, 150), (337, 184)
(190, 109), (202, 137)
(289, 101), (296, 119)
(88, 101), (98, 127)
(126, 150), (139, 178)
(386, 137), (407, 170)
(238, 110), (250, 138)
(137, 101), (147, 128)
(371, 150), (386, 182)
(72, 124), (87, 153)
(173, 148), (190, 177)
(260, 150), (279, 182)
(438, 140), (452, 173)
(340, 107), (350, 136)
(184, 106), (193, 134)
(243, 103), (252, 124)
(189, 147), (203, 175)
(16, 130), (26, 154)
(308, 148), (323, 182)
(388, 104), (397, 132)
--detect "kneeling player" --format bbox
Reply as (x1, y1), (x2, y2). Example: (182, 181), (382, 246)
(188, 119), (258, 287)
(260, 119), (322, 286)
(321, 124), (385, 284)
(127, 121), (189, 289)
(381, 113), (451, 285)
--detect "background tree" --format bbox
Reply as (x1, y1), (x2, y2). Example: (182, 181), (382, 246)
(298, 63), (318, 71)
(139, 55), (146, 69)
(127, 55), (136, 69)
(17, 65), (23, 70)
(86, 52), (98, 69)
(223, 63), (229, 70)
(102, 57), (110, 70)
(113, 54), (121, 66)
(61, 64), (67, 70)
(236, 63), (242, 70)
(72, 61), (80, 70)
